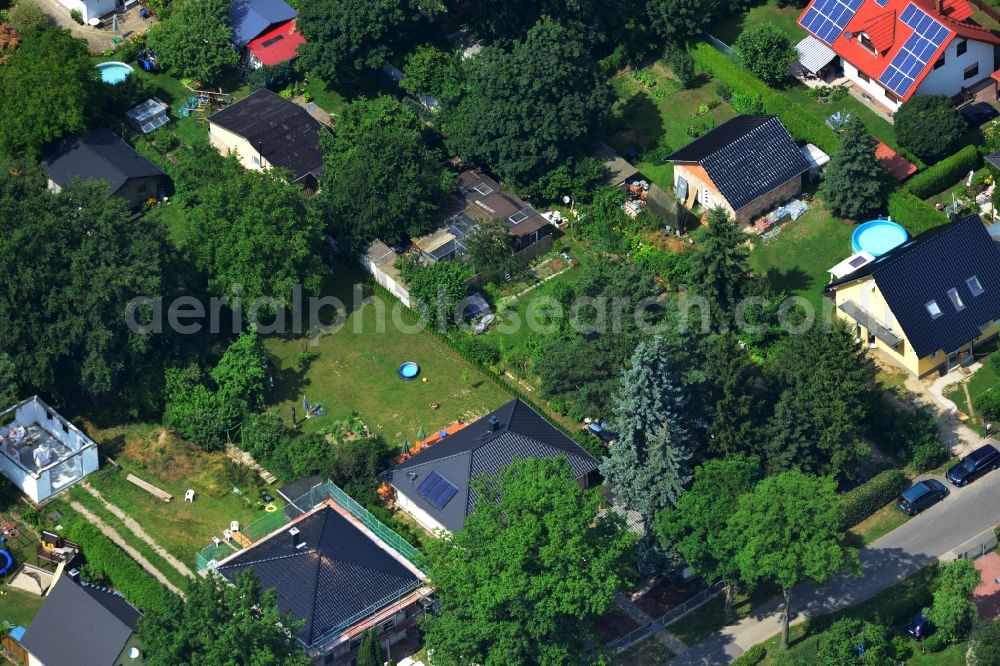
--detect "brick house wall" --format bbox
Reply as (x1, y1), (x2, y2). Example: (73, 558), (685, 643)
(674, 164), (803, 225)
(733, 174), (803, 225)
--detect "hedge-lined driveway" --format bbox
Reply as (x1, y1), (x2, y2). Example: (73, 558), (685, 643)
(669, 468), (1000, 665)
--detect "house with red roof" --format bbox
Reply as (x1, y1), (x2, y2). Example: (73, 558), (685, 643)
(230, 0), (305, 71)
(797, 0), (1000, 115)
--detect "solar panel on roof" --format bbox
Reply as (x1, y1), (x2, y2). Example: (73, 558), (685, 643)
(417, 471), (458, 510)
(800, 0), (864, 44)
(877, 3), (949, 98)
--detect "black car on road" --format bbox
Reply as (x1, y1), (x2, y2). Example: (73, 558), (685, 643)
(896, 479), (948, 515)
(946, 444), (1000, 487)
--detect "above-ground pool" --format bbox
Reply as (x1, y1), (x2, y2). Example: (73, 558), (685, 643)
(852, 219), (908, 257)
(97, 61), (134, 85)
(399, 362), (420, 380)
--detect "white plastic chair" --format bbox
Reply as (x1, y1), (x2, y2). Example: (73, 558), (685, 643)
(230, 520), (240, 532)
(223, 529), (232, 541)
(184, 489), (195, 503)
(212, 537), (221, 547)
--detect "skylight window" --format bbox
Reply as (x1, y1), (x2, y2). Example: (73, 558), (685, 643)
(473, 183), (493, 196)
(967, 276), (984, 297)
(509, 210), (529, 224)
(947, 288), (965, 311)
(925, 300), (943, 319)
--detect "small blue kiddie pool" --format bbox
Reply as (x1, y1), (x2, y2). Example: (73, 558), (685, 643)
(96, 61), (134, 85)
(398, 362), (420, 380)
(852, 219), (908, 257)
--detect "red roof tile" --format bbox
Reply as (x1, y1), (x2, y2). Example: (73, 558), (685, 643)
(798, 0), (1000, 101)
(246, 19), (304, 67)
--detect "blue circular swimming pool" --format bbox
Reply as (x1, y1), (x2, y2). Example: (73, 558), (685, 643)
(852, 219), (908, 257)
(97, 61), (134, 85)
(398, 362), (420, 380)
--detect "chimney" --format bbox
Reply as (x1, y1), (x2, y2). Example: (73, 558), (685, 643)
(488, 416), (501, 432)
(289, 526), (303, 549)
(937, 0), (944, 14)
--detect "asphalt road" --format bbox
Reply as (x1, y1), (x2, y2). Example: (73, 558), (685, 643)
(668, 468), (1000, 665)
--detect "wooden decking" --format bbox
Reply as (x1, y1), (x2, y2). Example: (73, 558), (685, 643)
(225, 444), (277, 485)
(126, 473), (173, 501)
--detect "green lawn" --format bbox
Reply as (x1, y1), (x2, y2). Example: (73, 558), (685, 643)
(710, 0), (807, 44)
(946, 345), (1000, 431)
(750, 195), (855, 315)
(781, 85), (903, 154)
(668, 582), (781, 646)
(849, 502), (910, 546)
(265, 269), (512, 445)
(607, 61), (738, 192)
(0, 587), (45, 628)
(70, 423), (277, 568)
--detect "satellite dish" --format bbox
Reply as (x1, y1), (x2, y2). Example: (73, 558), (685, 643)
(562, 195), (571, 205)
(129, 647), (141, 660)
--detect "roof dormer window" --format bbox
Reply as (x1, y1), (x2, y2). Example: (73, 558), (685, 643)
(859, 32), (878, 55)
(967, 275), (984, 296)
(926, 300), (943, 318)
(947, 288), (965, 311)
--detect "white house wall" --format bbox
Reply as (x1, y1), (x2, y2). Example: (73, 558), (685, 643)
(916, 38), (994, 97)
(843, 60), (902, 111)
(52, 0), (118, 22)
(394, 491), (447, 534)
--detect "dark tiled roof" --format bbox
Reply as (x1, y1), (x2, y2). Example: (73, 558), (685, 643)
(44, 129), (165, 195)
(277, 474), (324, 504)
(387, 399), (599, 532)
(666, 115), (810, 211)
(827, 216), (1000, 357)
(20, 576), (140, 665)
(215, 505), (421, 647)
(230, 0), (297, 47)
(208, 88), (327, 181)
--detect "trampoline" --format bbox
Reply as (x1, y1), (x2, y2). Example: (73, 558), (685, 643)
(0, 549), (13, 576)
(398, 362), (420, 380)
(852, 219), (908, 257)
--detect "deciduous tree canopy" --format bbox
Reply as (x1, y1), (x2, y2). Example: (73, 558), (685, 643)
(443, 18), (613, 184)
(146, 0), (237, 85)
(421, 456), (636, 665)
(894, 95), (966, 163)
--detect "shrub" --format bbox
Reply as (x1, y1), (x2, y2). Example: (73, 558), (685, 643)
(905, 145), (982, 198)
(887, 190), (948, 235)
(668, 49), (696, 88)
(974, 388), (1000, 421)
(457, 335), (502, 367)
(840, 468), (908, 529)
(63, 517), (174, 613)
(247, 61), (297, 93)
(150, 128), (177, 154)
(732, 644), (766, 666)
(734, 24), (797, 87)
(69, 8), (83, 23)
(731, 92), (764, 114)
(923, 631), (948, 653)
(910, 441), (949, 472)
(895, 95), (966, 163)
(8, 0), (47, 33)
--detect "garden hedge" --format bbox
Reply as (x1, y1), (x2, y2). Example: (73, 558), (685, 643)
(905, 145), (982, 199)
(64, 517), (175, 613)
(887, 190), (948, 236)
(840, 468), (908, 529)
(689, 43), (840, 156)
(731, 644), (766, 666)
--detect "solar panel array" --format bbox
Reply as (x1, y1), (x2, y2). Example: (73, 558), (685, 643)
(800, 0), (864, 44)
(873, 0), (890, 6)
(878, 3), (950, 97)
(417, 471), (458, 510)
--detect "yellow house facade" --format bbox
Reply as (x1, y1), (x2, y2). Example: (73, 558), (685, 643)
(826, 216), (1000, 378)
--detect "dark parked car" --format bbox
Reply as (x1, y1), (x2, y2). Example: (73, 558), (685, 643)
(906, 613), (933, 640)
(946, 444), (1000, 487)
(896, 479), (948, 515)
(960, 102), (999, 127)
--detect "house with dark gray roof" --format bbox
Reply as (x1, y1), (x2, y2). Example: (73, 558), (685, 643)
(44, 130), (167, 210)
(386, 399), (600, 533)
(666, 115), (810, 225)
(826, 215), (1000, 377)
(210, 496), (428, 665)
(207, 88), (328, 187)
(20, 572), (143, 665)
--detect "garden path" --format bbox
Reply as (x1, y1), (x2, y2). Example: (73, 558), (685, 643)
(80, 482), (196, 579)
(69, 500), (185, 597)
